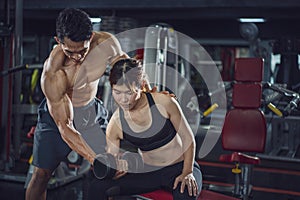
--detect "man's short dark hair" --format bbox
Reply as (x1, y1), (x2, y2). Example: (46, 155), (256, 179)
(56, 8), (93, 43)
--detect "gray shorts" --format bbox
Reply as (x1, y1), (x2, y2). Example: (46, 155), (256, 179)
(32, 98), (108, 170)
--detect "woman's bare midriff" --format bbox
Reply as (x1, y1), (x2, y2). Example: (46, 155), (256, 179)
(141, 135), (184, 167)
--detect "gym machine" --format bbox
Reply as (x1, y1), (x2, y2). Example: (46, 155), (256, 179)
(237, 22), (300, 162)
(0, 0), (26, 183)
(143, 23), (223, 134)
(258, 37), (300, 162)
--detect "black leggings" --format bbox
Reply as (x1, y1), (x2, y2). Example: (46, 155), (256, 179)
(87, 161), (202, 200)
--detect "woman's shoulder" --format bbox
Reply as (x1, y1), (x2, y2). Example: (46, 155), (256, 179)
(110, 108), (121, 121)
(107, 108), (122, 127)
(149, 92), (177, 108)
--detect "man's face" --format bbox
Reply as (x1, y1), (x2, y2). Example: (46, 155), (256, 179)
(59, 37), (91, 63)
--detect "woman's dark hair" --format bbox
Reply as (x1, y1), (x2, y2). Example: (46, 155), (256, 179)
(109, 58), (145, 89)
(56, 8), (93, 43)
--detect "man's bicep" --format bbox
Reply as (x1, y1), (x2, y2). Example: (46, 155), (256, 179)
(42, 72), (71, 125)
(41, 69), (67, 99)
(47, 95), (73, 129)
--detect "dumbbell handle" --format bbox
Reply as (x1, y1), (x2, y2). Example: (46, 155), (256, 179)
(93, 152), (144, 179)
(121, 151), (144, 173)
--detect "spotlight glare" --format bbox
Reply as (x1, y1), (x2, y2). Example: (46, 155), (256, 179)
(238, 18), (266, 23)
(90, 17), (101, 23)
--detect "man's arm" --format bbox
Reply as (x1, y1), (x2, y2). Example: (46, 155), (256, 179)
(98, 32), (129, 66)
(41, 47), (96, 164)
(78, 32), (129, 81)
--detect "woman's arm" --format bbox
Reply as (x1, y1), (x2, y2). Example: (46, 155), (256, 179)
(166, 96), (198, 196)
(106, 110), (128, 179)
(106, 110), (123, 156)
(167, 97), (196, 174)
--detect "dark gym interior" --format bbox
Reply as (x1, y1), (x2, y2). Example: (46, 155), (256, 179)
(1, 0), (300, 200)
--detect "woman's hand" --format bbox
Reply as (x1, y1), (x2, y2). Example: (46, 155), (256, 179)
(113, 158), (128, 180)
(173, 172), (198, 196)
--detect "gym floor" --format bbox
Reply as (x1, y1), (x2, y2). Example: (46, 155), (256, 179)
(1, 159), (300, 200)
(1, 145), (300, 200)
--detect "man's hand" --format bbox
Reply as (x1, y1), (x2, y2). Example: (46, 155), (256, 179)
(149, 85), (177, 99)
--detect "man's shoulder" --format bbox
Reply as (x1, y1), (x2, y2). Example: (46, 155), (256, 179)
(44, 45), (66, 72)
(92, 31), (115, 45)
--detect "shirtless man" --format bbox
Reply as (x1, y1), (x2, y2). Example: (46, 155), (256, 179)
(25, 8), (128, 200)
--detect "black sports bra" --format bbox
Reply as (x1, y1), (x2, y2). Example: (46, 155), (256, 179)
(119, 93), (177, 151)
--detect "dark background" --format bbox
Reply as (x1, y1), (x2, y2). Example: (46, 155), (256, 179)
(1, 0), (300, 39)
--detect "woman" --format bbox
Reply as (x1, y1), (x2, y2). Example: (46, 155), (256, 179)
(88, 58), (202, 200)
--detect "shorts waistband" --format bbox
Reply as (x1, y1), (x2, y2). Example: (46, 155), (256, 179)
(73, 98), (97, 112)
(40, 98), (99, 112)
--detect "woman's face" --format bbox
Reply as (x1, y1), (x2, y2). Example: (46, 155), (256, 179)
(112, 84), (140, 110)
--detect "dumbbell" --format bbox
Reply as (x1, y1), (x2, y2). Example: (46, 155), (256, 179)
(93, 152), (144, 180)
(93, 153), (117, 180)
(122, 151), (144, 173)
